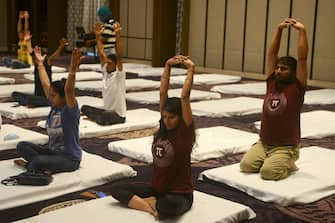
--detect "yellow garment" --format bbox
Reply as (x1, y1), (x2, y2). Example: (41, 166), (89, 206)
(17, 40), (32, 65)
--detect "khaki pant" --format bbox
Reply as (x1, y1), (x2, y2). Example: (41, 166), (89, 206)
(240, 140), (300, 181)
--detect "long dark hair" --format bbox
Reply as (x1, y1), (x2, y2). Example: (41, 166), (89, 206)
(153, 97), (182, 143)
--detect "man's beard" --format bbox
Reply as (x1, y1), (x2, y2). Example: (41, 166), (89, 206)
(275, 73), (295, 88)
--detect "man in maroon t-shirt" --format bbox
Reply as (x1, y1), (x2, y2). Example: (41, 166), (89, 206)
(240, 18), (308, 181)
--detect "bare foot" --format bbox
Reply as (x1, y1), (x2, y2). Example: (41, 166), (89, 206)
(14, 159), (27, 167)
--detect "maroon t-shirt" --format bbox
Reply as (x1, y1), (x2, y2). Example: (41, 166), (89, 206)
(151, 120), (195, 193)
(260, 74), (305, 146)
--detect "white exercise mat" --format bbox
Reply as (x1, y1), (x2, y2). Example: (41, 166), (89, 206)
(16, 191), (255, 223)
(0, 96), (103, 120)
(254, 110), (335, 139)
(0, 77), (15, 85)
(0, 151), (136, 210)
(126, 89), (221, 104)
(211, 82), (266, 95)
(79, 63), (152, 72)
(24, 71), (103, 82)
(0, 83), (34, 97)
(170, 74), (241, 85)
(76, 79), (160, 92)
(0, 124), (48, 151)
(109, 126), (258, 163)
(128, 67), (187, 77)
(0, 65), (66, 74)
(191, 97), (263, 117)
(199, 146), (335, 206)
(37, 108), (160, 138)
(304, 89), (335, 105)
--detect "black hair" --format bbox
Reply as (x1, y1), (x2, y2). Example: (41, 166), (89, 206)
(153, 97), (182, 143)
(107, 54), (117, 64)
(277, 56), (297, 75)
(50, 79), (66, 97)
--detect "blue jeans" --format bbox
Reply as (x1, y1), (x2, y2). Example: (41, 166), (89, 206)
(2, 57), (30, 68)
(16, 141), (80, 174)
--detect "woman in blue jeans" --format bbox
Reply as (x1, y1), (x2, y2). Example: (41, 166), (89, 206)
(15, 47), (83, 174)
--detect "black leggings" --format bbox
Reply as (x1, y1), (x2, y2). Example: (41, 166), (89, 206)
(12, 91), (49, 107)
(81, 105), (125, 126)
(110, 182), (193, 218)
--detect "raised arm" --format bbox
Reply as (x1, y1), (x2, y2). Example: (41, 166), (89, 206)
(266, 19), (291, 78)
(114, 22), (123, 71)
(48, 38), (68, 65)
(65, 48), (82, 108)
(23, 11), (30, 33)
(180, 56), (195, 126)
(24, 31), (33, 54)
(291, 19), (308, 87)
(160, 56), (182, 114)
(34, 46), (51, 97)
(94, 23), (108, 64)
(17, 11), (24, 34)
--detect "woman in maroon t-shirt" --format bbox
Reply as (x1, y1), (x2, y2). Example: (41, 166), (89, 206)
(110, 55), (196, 219)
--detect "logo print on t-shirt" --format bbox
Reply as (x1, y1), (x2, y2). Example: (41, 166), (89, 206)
(152, 138), (175, 168)
(264, 92), (287, 116)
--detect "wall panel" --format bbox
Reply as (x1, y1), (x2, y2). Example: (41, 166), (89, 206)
(244, 0), (267, 73)
(224, 0), (245, 70)
(205, 0), (225, 68)
(313, 0), (335, 81)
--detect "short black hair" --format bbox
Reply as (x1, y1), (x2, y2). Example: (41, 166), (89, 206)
(107, 54), (117, 64)
(50, 79), (66, 97)
(277, 56), (297, 74)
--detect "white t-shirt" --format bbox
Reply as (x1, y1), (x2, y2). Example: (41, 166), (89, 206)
(102, 64), (126, 118)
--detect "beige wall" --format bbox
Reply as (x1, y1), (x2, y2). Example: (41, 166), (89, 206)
(120, 0), (152, 60)
(0, 0), (7, 51)
(188, 0), (335, 82)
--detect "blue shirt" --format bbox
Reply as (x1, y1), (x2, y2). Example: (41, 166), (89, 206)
(47, 102), (82, 161)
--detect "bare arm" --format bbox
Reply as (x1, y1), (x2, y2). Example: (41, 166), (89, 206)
(160, 56), (182, 115)
(291, 19), (308, 87)
(94, 23), (108, 64)
(48, 38), (68, 65)
(64, 48), (82, 108)
(114, 22), (123, 71)
(24, 31), (33, 54)
(34, 46), (50, 97)
(23, 11), (29, 33)
(17, 11), (23, 34)
(180, 56), (194, 126)
(266, 19), (291, 78)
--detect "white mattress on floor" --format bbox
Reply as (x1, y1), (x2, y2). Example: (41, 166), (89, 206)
(0, 77), (15, 84)
(0, 83), (34, 97)
(211, 82), (266, 95)
(0, 124), (48, 150)
(191, 97), (263, 117)
(0, 65), (66, 74)
(37, 108), (160, 139)
(24, 71), (103, 82)
(79, 63), (152, 72)
(126, 89), (221, 104)
(0, 151), (136, 210)
(16, 191), (255, 223)
(76, 78), (160, 92)
(0, 96), (103, 120)
(108, 126), (258, 163)
(170, 74), (241, 85)
(126, 67), (187, 77)
(199, 146), (335, 206)
(254, 110), (335, 139)
(304, 89), (335, 105)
